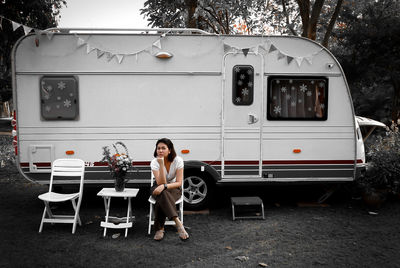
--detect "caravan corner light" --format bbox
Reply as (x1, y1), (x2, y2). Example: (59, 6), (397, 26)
(66, 150), (75, 155)
(181, 149), (190, 154)
(293, 149), (301, 153)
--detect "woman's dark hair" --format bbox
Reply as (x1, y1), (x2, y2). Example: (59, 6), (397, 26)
(153, 138), (177, 162)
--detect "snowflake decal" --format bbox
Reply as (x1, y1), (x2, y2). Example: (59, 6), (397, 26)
(46, 85), (53, 91)
(69, 93), (74, 97)
(308, 107), (312, 112)
(320, 104), (325, 109)
(247, 69), (252, 75)
(298, 99), (302, 103)
(319, 82), (325, 87)
(306, 91), (312, 97)
(234, 66), (241, 73)
(299, 84), (308, 92)
(291, 101), (296, 107)
(64, 99), (72, 108)
(41, 81), (46, 86)
(275, 80), (280, 84)
(235, 97), (241, 103)
(56, 104), (60, 109)
(57, 96), (61, 101)
(57, 81), (66, 90)
(286, 94), (291, 100)
(311, 80), (315, 84)
(248, 82), (253, 88)
(241, 88), (249, 96)
(318, 92), (321, 96)
(281, 86), (287, 93)
(273, 95), (277, 100)
(291, 86), (296, 91)
(238, 80), (243, 86)
(240, 74), (246, 80)
(289, 79), (293, 84)
(273, 106), (281, 114)
(45, 105), (51, 112)
(43, 94), (50, 100)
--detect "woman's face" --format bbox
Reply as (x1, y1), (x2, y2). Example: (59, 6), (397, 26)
(156, 142), (170, 158)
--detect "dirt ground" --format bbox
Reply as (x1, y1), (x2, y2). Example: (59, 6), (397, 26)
(1, 129), (400, 267)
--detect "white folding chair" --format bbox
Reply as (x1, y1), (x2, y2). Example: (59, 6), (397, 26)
(148, 172), (184, 235)
(38, 158), (85, 234)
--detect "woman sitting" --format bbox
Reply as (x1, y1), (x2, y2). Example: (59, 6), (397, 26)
(150, 138), (189, 241)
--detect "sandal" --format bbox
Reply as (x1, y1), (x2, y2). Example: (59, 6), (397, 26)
(153, 229), (164, 241)
(177, 225), (189, 241)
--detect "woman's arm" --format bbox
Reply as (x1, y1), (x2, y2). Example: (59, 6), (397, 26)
(165, 168), (183, 189)
(154, 158), (167, 185)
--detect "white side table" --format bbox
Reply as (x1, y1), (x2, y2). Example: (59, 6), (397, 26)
(97, 188), (140, 238)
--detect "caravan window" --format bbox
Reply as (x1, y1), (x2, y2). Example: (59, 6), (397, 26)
(267, 76), (328, 120)
(40, 76), (79, 120)
(232, 65), (254, 105)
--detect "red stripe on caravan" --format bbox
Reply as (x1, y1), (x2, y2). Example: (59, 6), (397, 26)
(19, 159), (363, 168)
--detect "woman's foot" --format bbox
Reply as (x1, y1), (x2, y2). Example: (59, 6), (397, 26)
(177, 225), (189, 241)
(154, 229), (164, 241)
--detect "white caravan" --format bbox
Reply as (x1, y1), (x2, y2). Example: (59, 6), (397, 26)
(12, 28), (380, 209)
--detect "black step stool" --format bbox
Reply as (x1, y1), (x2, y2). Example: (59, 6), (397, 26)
(231, 196), (265, 220)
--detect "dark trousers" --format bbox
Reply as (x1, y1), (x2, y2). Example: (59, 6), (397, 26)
(151, 185), (182, 231)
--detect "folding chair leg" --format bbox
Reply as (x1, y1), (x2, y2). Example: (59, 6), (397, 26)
(71, 199), (82, 226)
(71, 199), (81, 234)
(148, 204), (153, 235)
(38, 206), (47, 233)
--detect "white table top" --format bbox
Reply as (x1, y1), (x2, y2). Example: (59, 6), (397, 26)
(97, 188), (139, 198)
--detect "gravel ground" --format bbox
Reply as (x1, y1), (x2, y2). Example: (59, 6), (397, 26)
(1, 131), (400, 267)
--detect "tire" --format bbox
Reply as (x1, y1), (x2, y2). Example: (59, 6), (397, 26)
(183, 171), (214, 210)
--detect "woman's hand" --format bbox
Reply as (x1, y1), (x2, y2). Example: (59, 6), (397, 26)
(152, 184), (165, 196)
(157, 157), (164, 166)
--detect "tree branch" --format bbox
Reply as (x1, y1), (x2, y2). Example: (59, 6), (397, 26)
(322, 0), (343, 48)
(309, 0), (325, 40)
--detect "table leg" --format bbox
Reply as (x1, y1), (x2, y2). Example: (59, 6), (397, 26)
(125, 198), (132, 237)
(103, 197), (111, 237)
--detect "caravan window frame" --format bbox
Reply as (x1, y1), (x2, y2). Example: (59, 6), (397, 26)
(267, 76), (328, 121)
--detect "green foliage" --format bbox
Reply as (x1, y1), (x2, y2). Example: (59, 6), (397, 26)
(0, 0), (66, 102)
(333, 0), (400, 123)
(358, 121), (400, 195)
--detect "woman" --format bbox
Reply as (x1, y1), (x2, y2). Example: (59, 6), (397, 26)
(150, 138), (189, 241)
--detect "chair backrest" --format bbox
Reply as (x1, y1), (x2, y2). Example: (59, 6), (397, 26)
(49, 159), (85, 192)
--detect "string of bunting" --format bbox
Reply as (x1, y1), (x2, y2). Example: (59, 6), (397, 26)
(0, 15), (55, 40)
(74, 32), (168, 64)
(0, 15), (322, 66)
(223, 40), (323, 67)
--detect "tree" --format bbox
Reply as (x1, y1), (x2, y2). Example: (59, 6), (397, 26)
(140, 0), (266, 34)
(333, 0), (400, 122)
(0, 0), (66, 102)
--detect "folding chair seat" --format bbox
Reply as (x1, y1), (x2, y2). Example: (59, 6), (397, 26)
(38, 158), (85, 234)
(148, 173), (184, 235)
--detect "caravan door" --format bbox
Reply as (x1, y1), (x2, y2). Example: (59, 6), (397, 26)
(222, 53), (263, 179)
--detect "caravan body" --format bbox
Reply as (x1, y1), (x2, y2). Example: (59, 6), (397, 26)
(12, 29), (364, 208)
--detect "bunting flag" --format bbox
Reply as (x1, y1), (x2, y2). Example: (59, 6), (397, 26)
(295, 57), (303, 67)
(152, 39), (161, 49)
(23, 25), (32, 35)
(106, 52), (114, 62)
(86, 43), (96, 54)
(277, 51), (286, 60)
(268, 44), (277, 53)
(76, 37), (86, 47)
(115, 54), (124, 64)
(96, 49), (105, 59)
(287, 56), (294, 65)
(12, 21), (21, 31)
(242, 48), (250, 56)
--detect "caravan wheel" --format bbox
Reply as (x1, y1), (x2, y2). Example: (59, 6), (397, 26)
(183, 172), (213, 210)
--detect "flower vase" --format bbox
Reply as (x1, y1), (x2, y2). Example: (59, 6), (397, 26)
(114, 175), (127, 192)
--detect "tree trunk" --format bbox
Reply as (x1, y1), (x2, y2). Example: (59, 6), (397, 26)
(296, 0), (324, 40)
(391, 74), (400, 122)
(186, 0), (198, 29)
(322, 0), (343, 48)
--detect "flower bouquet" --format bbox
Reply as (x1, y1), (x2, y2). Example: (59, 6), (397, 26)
(101, 142), (133, 192)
